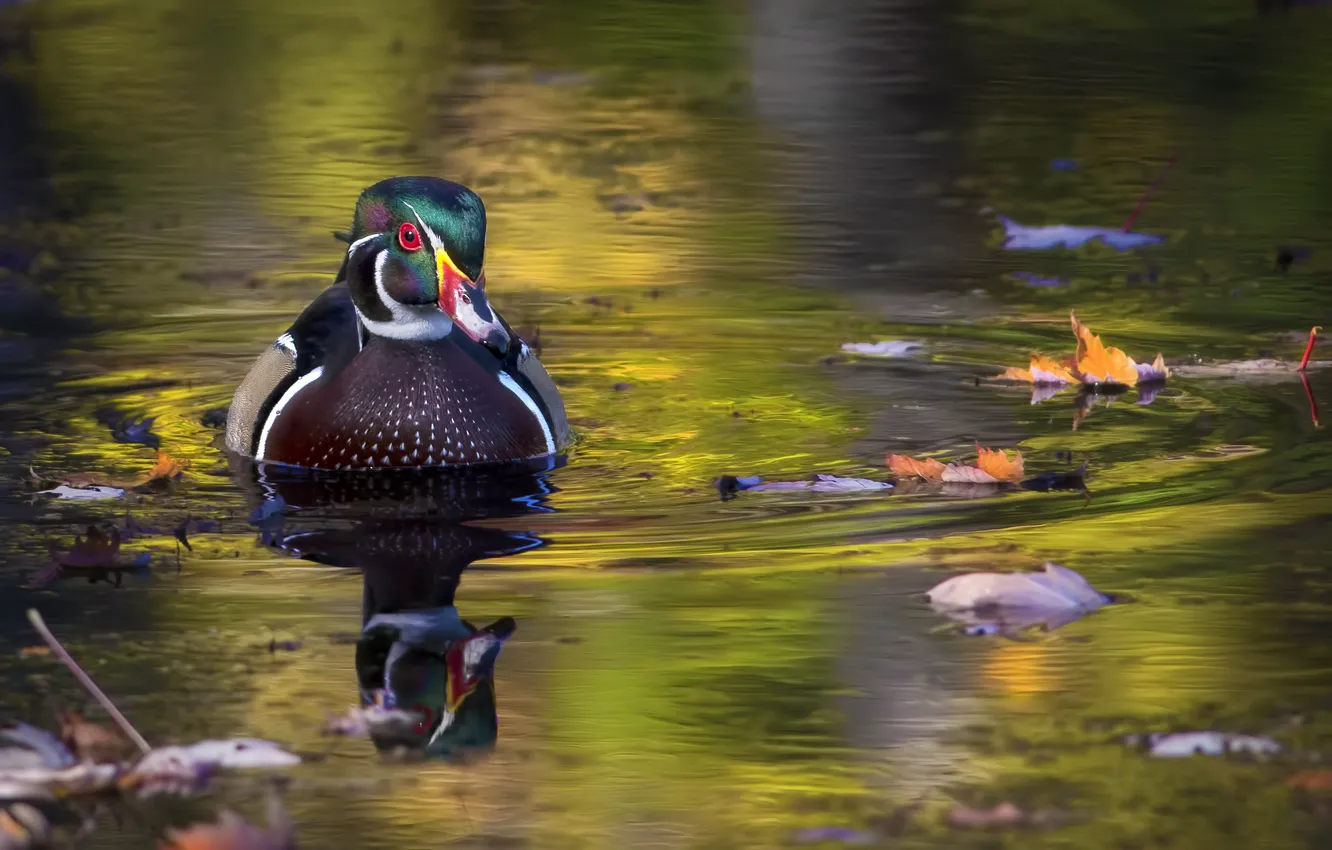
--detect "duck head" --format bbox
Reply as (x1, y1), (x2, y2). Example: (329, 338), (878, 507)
(341, 176), (509, 357)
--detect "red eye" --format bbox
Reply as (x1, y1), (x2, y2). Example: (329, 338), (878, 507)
(398, 222), (422, 251)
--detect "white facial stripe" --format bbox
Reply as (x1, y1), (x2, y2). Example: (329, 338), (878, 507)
(402, 199), (476, 283)
(358, 247), (453, 341)
(346, 232), (379, 254)
(497, 371), (555, 455)
(257, 366), (324, 460)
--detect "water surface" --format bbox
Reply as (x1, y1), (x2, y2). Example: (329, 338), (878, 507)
(2, 0), (1332, 847)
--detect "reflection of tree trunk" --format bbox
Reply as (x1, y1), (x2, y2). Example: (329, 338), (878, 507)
(750, 0), (1015, 450)
(833, 567), (977, 793)
(748, 0), (981, 302)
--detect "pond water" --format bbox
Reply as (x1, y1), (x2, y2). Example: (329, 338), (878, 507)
(2, 0), (1332, 847)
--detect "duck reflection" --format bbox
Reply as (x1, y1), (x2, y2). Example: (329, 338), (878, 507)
(231, 454), (561, 759)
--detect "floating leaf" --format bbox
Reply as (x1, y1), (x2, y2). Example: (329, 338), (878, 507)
(940, 463), (1001, 484)
(998, 216), (1164, 252)
(0, 763), (122, 796)
(840, 341), (924, 358)
(998, 355), (1078, 386)
(0, 725), (75, 770)
(927, 562), (1110, 633)
(748, 474), (892, 493)
(140, 451), (187, 484)
(168, 739), (301, 770)
(1136, 732), (1280, 758)
(125, 739), (299, 796)
(37, 485), (125, 501)
(1135, 353), (1170, 383)
(58, 711), (131, 764)
(1071, 311), (1139, 386)
(975, 444), (1024, 482)
(886, 455), (947, 482)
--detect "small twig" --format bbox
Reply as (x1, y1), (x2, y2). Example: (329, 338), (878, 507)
(1122, 155), (1177, 232)
(1298, 326), (1321, 371)
(25, 609), (151, 754)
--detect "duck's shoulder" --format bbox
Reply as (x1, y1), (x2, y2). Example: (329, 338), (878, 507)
(225, 283), (363, 457)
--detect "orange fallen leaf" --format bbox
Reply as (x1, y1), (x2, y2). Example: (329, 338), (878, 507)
(1071, 310), (1139, 387)
(141, 450), (188, 484)
(887, 455), (947, 482)
(998, 355), (1078, 385)
(975, 444), (1024, 482)
(160, 795), (293, 850)
(1287, 770), (1332, 791)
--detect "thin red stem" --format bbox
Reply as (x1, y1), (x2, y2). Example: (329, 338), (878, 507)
(1298, 326), (1321, 371)
(1122, 155), (1177, 232)
(1300, 372), (1321, 428)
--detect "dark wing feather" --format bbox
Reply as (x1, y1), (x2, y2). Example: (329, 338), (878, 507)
(225, 283), (361, 457)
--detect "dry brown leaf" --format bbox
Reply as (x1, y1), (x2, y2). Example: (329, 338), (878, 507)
(940, 463), (1001, 484)
(1287, 770), (1332, 791)
(886, 455), (947, 482)
(975, 444), (1024, 482)
(58, 710), (132, 764)
(1071, 310), (1139, 387)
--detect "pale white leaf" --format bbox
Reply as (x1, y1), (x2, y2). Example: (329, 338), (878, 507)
(927, 562), (1110, 633)
(1144, 732), (1280, 758)
(841, 341), (924, 358)
(38, 485), (125, 501)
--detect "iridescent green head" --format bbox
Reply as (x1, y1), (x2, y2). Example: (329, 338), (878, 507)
(341, 176), (507, 354)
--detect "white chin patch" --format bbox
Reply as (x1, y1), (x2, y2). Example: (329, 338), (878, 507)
(359, 250), (454, 341)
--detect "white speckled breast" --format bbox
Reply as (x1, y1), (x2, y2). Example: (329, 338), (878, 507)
(259, 338), (551, 469)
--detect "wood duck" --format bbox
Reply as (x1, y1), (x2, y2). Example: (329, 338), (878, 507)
(224, 176), (570, 470)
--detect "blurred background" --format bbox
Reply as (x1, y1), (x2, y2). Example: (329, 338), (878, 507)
(2, 0), (1332, 847)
